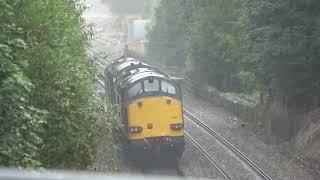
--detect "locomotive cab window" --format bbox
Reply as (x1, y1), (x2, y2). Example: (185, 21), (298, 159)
(144, 78), (159, 92)
(161, 80), (176, 95)
(127, 82), (142, 99)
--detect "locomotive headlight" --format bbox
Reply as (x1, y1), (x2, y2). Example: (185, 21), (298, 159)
(129, 126), (142, 133)
(170, 123), (183, 130)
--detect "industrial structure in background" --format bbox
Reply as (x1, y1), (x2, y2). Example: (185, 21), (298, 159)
(122, 14), (149, 56)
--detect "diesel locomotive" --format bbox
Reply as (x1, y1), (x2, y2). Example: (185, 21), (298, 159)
(104, 57), (185, 157)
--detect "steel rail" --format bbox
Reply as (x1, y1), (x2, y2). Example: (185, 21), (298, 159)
(184, 110), (272, 180)
(184, 132), (231, 180)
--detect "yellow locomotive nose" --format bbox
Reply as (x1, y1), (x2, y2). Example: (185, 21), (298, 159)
(127, 96), (184, 140)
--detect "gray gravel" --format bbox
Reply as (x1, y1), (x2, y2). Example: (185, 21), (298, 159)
(185, 117), (260, 180)
(179, 140), (226, 179)
(182, 85), (314, 180)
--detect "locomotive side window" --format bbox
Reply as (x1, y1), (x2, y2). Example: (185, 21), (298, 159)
(161, 81), (176, 95)
(128, 82), (143, 99)
(144, 78), (159, 92)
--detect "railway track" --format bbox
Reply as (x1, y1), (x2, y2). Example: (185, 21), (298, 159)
(184, 132), (231, 180)
(184, 110), (272, 180)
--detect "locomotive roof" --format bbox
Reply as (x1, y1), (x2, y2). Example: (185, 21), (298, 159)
(110, 57), (136, 67)
(105, 57), (139, 76)
(119, 70), (171, 89)
(115, 67), (156, 85)
(106, 57), (174, 90)
(113, 60), (152, 74)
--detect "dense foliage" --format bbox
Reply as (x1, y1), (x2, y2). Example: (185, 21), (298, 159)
(147, 0), (320, 112)
(244, 0), (320, 111)
(147, 0), (188, 66)
(0, 0), (119, 169)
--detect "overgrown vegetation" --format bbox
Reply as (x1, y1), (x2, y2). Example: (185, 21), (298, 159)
(90, 93), (122, 171)
(147, 0), (188, 67)
(0, 0), (120, 169)
(147, 0), (320, 113)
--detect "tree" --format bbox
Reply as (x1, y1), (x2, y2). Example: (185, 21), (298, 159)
(147, 0), (189, 66)
(0, 0), (109, 169)
(185, 0), (244, 91)
(148, 0), (245, 90)
(244, 0), (320, 111)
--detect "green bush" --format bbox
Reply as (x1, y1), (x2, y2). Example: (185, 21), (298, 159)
(0, 0), (120, 169)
